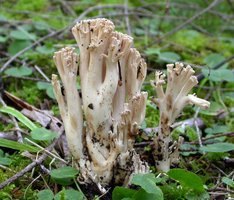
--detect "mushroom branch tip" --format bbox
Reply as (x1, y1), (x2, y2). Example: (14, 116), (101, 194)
(51, 18), (148, 187)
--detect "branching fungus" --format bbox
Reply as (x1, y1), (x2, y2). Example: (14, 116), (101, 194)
(151, 63), (210, 172)
(52, 18), (148, 188)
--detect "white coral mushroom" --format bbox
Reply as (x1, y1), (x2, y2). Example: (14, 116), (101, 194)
(151, 62), (210, 172)
(52, 18), (148, 188)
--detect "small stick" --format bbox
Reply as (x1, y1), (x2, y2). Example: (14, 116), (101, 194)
(189, 132), (234, 144)
(0, 132), (63, 190)
(124, 0), (132, 36)
(0, 29), (65, 74)
(1, 4), (121, 73)
(25, 138), (67, 164)
(34, 65), (51, 82)
(194, 108), (203, 147)
(158, 0), (222, 41)
(0, 132), (17, 141)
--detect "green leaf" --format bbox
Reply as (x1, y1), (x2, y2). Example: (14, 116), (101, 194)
(222, 177), (234, 188)
(5, 66), (33, 77)
(168, 168), (204, 193)
(31, 127), (57, 141)
(46, 86), (55, 99)
(0, 150), (4, 157)
(36, 45), (55, 54)
(50, 166), (79, 186)
(37, 82), (51, 90)
(0, 36), (7, 43)
(180, 144), (198, 156)
(204, 53), (228, 69)
(37, 189), (54, 200)
(9, 29), (36, 41)
(145, 48), (160, 56)
(37, 82), (55, 99)
(131, 173), (163, 199)
(8, 40), (32, 55)
(54, 189), (84, 200)
(112, 187), (136, 200)
(158, 52), (180, 62)
(198, 101), (223, 116)
(186, 191), (210, 200)
(0, 14), (7, 21)
(34, 21), (51, 31)
(200, 143), (234, 152)
(0, 157), (12, 166)
(0, 138), (39, 152)
(205, 125), (230, 135)
(133, 189), (161, 200)
(0, 106), (37, 130)
(202, 69), (234, 82)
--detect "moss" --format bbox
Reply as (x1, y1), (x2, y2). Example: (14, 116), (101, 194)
(145, 102), (160, 127)
(172, 30), (208, 52)
(0, 153), (35, 199)
(160, 184), (186, 200)
(0, 169), (16, 199)
(14, 0), (49, 12)
(6, 80), (46, 106)
(51, 105), (60, 117)
(32, 10), (70, 29)
(0, 123), (14, 132)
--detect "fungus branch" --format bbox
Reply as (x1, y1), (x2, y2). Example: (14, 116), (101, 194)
(151, 62), (210, 172)
(52, 47), (83, 161)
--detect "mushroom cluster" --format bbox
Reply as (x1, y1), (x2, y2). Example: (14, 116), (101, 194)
(52, 18), (148, 188)
(151, 63), (210, 172)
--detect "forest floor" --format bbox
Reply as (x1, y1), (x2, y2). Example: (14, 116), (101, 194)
(0, 0), (233, 199)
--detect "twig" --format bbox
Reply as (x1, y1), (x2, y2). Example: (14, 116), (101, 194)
(0, 164), (14, 172)
(1, 4), (119, 74)
(73, 4), (126, 23)
(224, 158), (234, 164)
(190, 22), (212, 35)
(159, 0), (223, 41)
(0, 132), (17, 141)
(24, 174), (41, 199)
(143, 117), (204, 135)
(22, 151), (50, 174)
(157, 0), (170, 31)
(0, 29), (65, 74)
(58, 0), (76, 17)
(197, 54), (234, 82)
(61, 134), (70, 160)
(34, 65), (51, 82)
(124, 0), (132, 36)
(189, 132), (234, 144)
(2, 75), (46, 82)
(208, 187), (234, 194)
(147, 1), (232, 21)
(226, 0), (234, 13)
(194, 108), (203, 147)
(25, 138), (67, 164)
(0, 132), (63, 190)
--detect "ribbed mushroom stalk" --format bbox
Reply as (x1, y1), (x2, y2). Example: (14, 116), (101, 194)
(52, 18), (148, 188)
(151, 63), (210, 172)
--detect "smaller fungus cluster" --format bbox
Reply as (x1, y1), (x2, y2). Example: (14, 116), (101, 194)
(151, 62), (210, 172)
